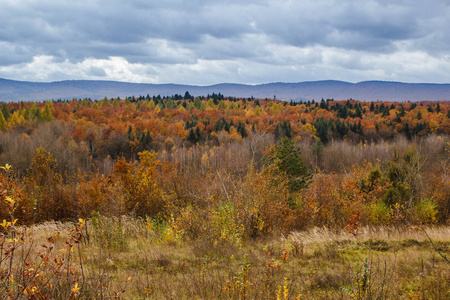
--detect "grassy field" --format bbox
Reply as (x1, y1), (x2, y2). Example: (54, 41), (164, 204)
(2, 217), (449, 299)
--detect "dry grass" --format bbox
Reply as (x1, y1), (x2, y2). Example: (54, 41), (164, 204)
(6, 220), (447, 299)
(287, 225), (450, 246)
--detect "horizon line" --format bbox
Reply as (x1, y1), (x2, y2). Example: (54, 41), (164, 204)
(2, 77), (450, 86)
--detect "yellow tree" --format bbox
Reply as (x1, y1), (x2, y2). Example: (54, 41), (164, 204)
(113, 151), (174, 217)
(42, 101), (54, 121)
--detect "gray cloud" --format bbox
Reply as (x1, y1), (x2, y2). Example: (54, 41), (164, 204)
(0, 0), (449, 84)
(87, 66), (107, 77)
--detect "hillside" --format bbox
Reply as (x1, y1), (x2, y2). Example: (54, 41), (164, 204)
(1, 78), (450, 102)
(0, 96), (449, 298)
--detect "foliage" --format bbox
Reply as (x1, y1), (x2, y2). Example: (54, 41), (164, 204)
(0, 175), (86, 298)
(0, 97), (447, 280)
(413, 198), (438, 224)
(0, 95), (448, 298)
(265, 138), (312, 195)
(210, 202), (245, 246)
(112, 150), (174, 218)
(382, 147), (423, 209)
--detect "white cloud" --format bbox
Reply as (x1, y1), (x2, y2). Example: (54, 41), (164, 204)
(1, 0), (450, 83)
(0, 56), (157, 83)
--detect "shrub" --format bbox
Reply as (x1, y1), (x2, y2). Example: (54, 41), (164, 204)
(413, 198), (438, 224)
(210, 202), (244, 246)
(367, 202), (392, 225)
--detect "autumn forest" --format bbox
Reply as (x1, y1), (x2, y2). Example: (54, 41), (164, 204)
(0, 94), (449, 299)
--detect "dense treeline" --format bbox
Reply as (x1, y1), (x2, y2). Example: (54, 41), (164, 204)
(0, 96), (448, 164)
(0, 96), (449, 238)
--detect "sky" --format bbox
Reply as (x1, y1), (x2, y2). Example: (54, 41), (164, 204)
(1, 0), (450, 85)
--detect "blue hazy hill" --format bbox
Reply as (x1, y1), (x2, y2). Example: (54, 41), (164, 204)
(0, 78), (449, 102)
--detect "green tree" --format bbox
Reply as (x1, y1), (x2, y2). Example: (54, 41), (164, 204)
(403, 122), (412, 140)
(383, 147), (423, 207)
(164, 98), (176, 109)
(265, 138), (312, 194)
(194, 98), (202, 109)
(0, 111), (6, 130)
(1, 103), (10, 120)
(184, 91), (192, 100)
(355, 105), (363, 118)
(42, 102), (54, 121)
(187, 128), (197, 144)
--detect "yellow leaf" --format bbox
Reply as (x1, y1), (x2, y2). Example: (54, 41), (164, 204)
(71, 283), (80, 294)
(0, 164), (11, 170)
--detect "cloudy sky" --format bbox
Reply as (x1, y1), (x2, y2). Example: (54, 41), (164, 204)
(1, 0), (450, 85)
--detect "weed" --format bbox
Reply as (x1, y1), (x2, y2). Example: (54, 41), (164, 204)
(91, 212), (126, 251)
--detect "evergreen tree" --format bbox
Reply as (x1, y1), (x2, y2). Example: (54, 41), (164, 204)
(274, 124), (282, 141)
(266, 138), (312, 194)
(357, 120), (363, 135)
(314, 117), (329, 144)
(195, 126), (202, 142)
(355, 105), (363, 118)
(127, 125), (134, 140)
(337, 105), (348, 119)
(1, 103), (10, 120)
(187, 128), (197, 144)
(403, 122), (412, 140)
(237, 122), (247, 138)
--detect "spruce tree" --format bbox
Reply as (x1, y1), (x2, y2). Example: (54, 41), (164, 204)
(266, 138), (312, 194)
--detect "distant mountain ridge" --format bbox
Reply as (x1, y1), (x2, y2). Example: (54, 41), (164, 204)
(0, 78), (449, 102)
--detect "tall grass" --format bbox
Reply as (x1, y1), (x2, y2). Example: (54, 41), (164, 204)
(2, 216), (448, 299)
